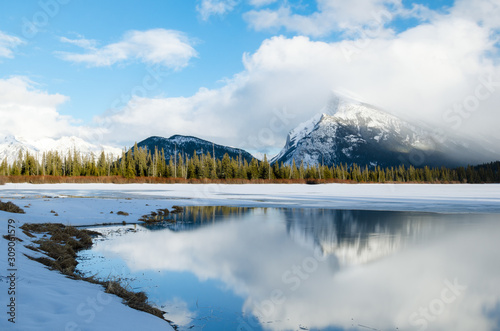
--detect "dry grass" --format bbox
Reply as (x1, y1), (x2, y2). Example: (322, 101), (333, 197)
(22, 222), (168, 324)
(0, 200), (25, 214)
(20, 223), (95, 274)
(25, 245), (40, 252)
(0, 175), (196, 184)
(0, 175), (359, 185)
(22, 230), (36, 238)
(139, 206), (182, 223)
(170, 206), (183, 214)
(3, 234), (23, 242)
(155, 208), (170, 217)
(103, 280), (165, 318)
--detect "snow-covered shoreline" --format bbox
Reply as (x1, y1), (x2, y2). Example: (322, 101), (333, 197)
(1, 183), (500, 330)
(2, 183), (500, 214)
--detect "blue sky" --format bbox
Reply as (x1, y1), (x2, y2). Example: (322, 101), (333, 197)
(1, 1), (264, 119)
(1, 0), (499, 156)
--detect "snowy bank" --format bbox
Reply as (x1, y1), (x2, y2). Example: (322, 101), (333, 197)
(2, 183), (500, 214)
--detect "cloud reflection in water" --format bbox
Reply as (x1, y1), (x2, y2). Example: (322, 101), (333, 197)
(85, 208), (500, 331)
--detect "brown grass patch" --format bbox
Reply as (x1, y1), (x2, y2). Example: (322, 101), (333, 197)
(22, 222), (168, 324)
(170, 206), (183, 214)
(25, 245), (40, 252)
(103, 281), (164, 318)
(22, 230), (36, 238)
(20, 223), (96, 274)
(0, 200), (25, 214)
(3, 234), (23, 242)
(0, 175), (360, 185)
(139, 206), (181, 223)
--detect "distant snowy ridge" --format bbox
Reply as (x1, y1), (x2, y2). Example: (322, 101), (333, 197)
(0, 135), (122, 164)
(272, 95), (493, 168)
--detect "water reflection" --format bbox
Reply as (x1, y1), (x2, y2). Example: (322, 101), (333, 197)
(282, 209), (470, 266)
(143, 206), (253, 232)
(77, 208), (500, 331)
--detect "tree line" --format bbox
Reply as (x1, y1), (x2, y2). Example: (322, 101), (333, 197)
(1, 143), (499, 183)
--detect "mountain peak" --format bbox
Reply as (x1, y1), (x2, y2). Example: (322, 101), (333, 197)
(271, 113), (323, 164)
(288, 113), (323, 142)
(137, 135), (255, 163)
(0, 136), (122, 164)
(272, 98), (493, 168)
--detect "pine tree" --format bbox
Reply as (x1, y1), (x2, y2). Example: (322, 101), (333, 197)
(125, 150), (135, 179)
(259, 155), (270, 179)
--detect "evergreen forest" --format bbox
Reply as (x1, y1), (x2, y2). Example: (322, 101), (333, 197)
(1, 143), (499, 184)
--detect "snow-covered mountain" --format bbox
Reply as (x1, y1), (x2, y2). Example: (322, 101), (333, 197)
(272, 96), (493, 168)
(0, 135), (122, 164)
(136, 135), (255, 163)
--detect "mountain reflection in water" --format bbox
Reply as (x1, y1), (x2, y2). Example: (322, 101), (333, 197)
(78, 207), (500, 331)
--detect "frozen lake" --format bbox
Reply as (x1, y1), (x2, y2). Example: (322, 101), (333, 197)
(77, 206), (500, 331)
(2, 183), (500, 330)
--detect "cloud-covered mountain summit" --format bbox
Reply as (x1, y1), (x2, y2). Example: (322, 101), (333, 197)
(272, 96), (494, 168)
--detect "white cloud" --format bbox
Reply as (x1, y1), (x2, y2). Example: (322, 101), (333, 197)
(0, 76), (76, 140)
(244, 0), (403, 37)
(196, 0), (279, 20)
(161, 298), (197, 327)
(0, 76), (123, 147)
(60, 36), (98, 49)
(94, 211), (500, 331)
(57, 29), (197, 69)
(452, 0), (500, 30)
(0, 31), (24, 58)
(248, 0), (277, 6)
(96, 3), (500, 156)
(197, 0), (238, 20)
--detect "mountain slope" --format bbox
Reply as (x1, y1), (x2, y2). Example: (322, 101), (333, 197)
(137, 135), (255, 163)
(0, 136), (122, 164)
(272, 97), (493, 168)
